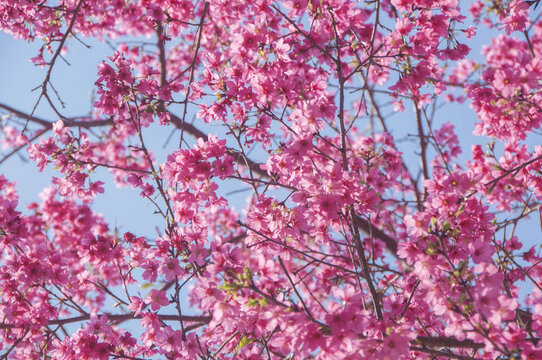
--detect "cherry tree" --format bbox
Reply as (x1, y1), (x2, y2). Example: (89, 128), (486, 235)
(0, 0), (542, 358)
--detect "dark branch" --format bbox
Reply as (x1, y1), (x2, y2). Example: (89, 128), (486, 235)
(0, 103), (113, 129)
(0, 313), (211, 330)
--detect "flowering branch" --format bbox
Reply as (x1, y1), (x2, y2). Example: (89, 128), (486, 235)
(0, 313), (211, 330)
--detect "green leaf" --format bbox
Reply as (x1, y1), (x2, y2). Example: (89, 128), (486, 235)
(140, 282), (153, 290)
(218, 282), (239, 292)
(247, 299), (259, 307)
(235, 336), (253, 354)
(486, 183), (496, 195)
(442, 220), (451, 233)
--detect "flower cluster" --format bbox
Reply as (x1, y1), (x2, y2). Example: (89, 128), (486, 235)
(0, 0), (541, 359)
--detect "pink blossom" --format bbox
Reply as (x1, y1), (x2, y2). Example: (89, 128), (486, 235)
(145, 289), (169, 311)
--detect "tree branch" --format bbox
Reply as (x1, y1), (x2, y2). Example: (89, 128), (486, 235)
(0, 313), (211, 330)
(414, 336), (484, 349)
(25, 0), (86, 130)
(178, 1), (209, 147)
(0, 103), (113, 129)
(350, 210), (383, 321)
(414, 105), (429, 192)
(410, 346), (483, 360)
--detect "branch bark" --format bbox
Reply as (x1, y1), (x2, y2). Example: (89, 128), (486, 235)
(0, 313), (211, 330)
(0, 103), (112, 129)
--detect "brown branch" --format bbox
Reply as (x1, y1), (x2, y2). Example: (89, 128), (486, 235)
(155, 21), (168, 88)
(128, 99), (176, 224)
(73, 159), (152, 174)
(25, 0), (86, 130)
(410, 346), (483, 360)
(168, 111), (265, 179)
(414, 336), (484, 349)
(524, 30), (535, 58)
(363, 83), (423, 211)
(41, 0), (85, 90)
(0, 129), (49, 166)
(0, 103), (113, 129)
(400, 279), (420, 320)
(350, 210), (383, 321)
(178, 1), (209, 147)
(354, 215), (398, 255)
(278, 256), (316, 322)
(0, 313), (211, 330)
(239, 221), (361, 275)
(414, 106), (429, 192)
(485, 154), (542, 189)
(328, 10), (348, 172)
(1, 326), (31, 359)
(1, 104), (51, 127)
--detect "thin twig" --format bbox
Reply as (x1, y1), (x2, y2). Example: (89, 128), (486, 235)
(179, 2), (209, 148)
(24, 0), (86, 133)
